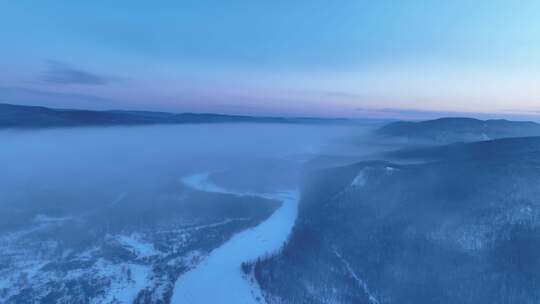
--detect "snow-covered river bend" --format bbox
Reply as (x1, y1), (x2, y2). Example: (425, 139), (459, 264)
(171, 173), (299, 304)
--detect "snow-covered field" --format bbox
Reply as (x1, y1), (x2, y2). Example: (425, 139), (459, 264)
(0, 172), (280, 303)
(172, 173), (299, 304)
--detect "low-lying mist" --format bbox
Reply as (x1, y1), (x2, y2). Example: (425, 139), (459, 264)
(0, 123), (374, 232)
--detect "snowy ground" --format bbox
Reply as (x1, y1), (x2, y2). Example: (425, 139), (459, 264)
(171, 173), (299, 304)
(0, 173), (278, 303)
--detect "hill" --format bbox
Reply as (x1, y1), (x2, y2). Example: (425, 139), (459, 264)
(254, 136), (540, 304)
(376, 117), (540, 143)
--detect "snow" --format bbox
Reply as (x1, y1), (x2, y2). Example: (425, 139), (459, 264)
(18, 261), (47, 281)
(333, 248), (379, 304)
(351, 169), (367, 187)
(91, 260), (151, 304)
(385, 166), (397, 173)
(171, 172), (299, 304)
(111, 264), (150, 303)
(111, 192), (128, 206)
(183, 218), (250, 232)
(34, 214), (75, 223)
(116, 233), (161, 258)
(456, 227), (487, 251)
(351, 167), (397, 188)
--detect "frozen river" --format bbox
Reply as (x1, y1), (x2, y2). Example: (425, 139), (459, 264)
(171, 173), (299, 304)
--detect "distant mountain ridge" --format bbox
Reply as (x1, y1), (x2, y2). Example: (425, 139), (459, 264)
(376, 117), (540, 143)
(0, 103), (348, 129)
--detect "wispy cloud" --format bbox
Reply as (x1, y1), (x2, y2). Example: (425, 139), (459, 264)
(38, 60), (116, 85)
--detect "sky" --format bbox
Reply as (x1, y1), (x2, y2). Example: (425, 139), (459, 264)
(1, 0), (540, 119)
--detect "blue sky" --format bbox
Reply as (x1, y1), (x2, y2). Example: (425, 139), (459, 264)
(1, 0), (539, 118)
